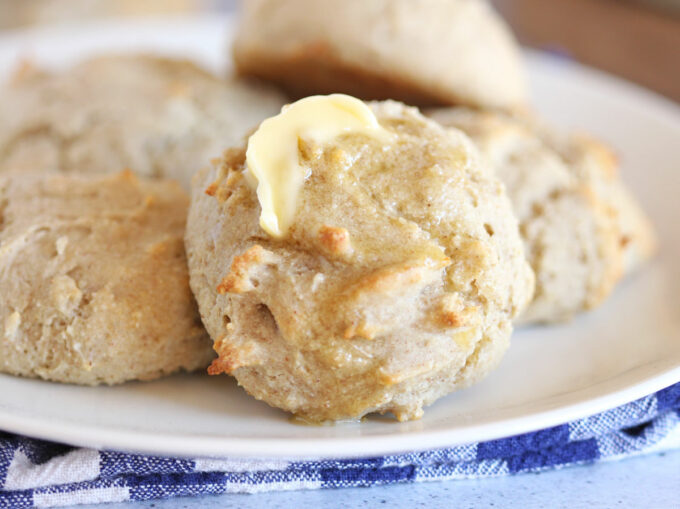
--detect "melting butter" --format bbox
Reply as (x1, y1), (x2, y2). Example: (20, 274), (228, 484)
(245, 94), (393, 238)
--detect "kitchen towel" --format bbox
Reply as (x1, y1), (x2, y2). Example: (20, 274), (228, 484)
(1, 381), (679, 508)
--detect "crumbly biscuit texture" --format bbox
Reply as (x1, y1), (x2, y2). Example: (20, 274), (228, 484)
(186, 101), (534, 422)
(427, 108), (656, 323)
(0, 55), (286, 189)
(0, 171), (214, 385)
(234, 0), (527, 110)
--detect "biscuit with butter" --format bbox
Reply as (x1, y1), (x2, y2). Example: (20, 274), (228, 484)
(427, 107), (656, 323)
(233, 0), (527, 111)
(0, 55), (286, 189)
(0, 171), (214, 385)
(185, 95), (534, 422)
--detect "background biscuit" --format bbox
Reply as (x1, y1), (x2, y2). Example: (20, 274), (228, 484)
(234, 0), (527, 110)
(428, 108), (656, 322)
(0, 55), (286, 189)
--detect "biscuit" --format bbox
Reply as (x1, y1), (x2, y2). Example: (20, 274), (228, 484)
(0, 55), (286, 189)
(233, 0), (527, 110)
(537, 129), (657, 276)
(427, 108), (656, 323)
(0, 171), (214, 385)
(185, 100), (534, 422)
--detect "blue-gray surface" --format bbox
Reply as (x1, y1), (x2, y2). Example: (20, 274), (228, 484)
(73, 449), (680, 509)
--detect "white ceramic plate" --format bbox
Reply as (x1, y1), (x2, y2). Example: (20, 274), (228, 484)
(0, 15), (679, 459)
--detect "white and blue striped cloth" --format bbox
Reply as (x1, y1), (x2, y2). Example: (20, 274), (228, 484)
(1, 382), (679, 508)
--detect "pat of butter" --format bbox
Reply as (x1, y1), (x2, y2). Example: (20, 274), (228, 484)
(245, 94), (393, 238)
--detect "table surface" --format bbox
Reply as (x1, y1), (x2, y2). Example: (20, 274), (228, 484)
(67, 449), (680, 509)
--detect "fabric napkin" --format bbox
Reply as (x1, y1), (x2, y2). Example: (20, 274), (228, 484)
(1, 381), (679, 509)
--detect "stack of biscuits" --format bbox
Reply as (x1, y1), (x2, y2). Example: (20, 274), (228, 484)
(0, 0), (656, 422)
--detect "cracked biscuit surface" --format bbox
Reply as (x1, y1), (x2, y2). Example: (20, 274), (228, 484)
(185, 101), (534, 422)
(0, 55), (286, 189)
(0, 171), (214, 385)
(234, 0), (527, 111)
(427, 108), (656, 323)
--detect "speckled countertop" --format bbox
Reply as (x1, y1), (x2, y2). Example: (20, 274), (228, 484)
(71, 449), (680, 509)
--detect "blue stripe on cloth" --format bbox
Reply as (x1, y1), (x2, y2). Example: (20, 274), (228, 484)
(31, 477), (125, 495)
(0, 434), (16, 488)
(0, 489), (33, 509)
(128, 472), (228, 501)
(415, 458), (509, 481)
(656, 383), (680, 412)
(293, 457), (385, 471)
(381, 444), (478, 467)
(125, 472), (225, 488)
(506, 438), (600, 473)
(220, 468), (320, 486)
(476, 424), (570, 460)
(320, 465), (415, 488)
(100, 452), (194, 478)
(221, 468), (323, 492)
(128, 469), (324, 500)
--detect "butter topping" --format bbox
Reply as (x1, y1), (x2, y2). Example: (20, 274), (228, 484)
(245, 94), (393, 238)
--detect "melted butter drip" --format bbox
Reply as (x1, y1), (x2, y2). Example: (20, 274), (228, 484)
(245, 94), (393, 238)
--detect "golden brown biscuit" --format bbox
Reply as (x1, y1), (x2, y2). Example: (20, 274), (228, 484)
(185, 100), (534, 422)
(233, 0), (527, 110)
(0, 171), (214, 385)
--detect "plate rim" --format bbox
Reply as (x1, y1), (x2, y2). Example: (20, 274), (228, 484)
(1, 366), (679, 458)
